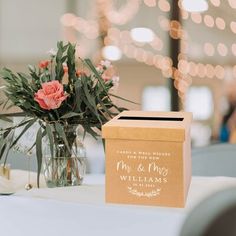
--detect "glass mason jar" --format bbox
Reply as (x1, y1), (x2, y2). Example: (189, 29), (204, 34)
(43, 124), (86, 188)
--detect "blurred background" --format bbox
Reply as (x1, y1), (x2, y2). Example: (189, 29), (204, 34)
(1, 0), (236, 151)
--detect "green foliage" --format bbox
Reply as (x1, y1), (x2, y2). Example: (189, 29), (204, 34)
(36, 127), (43, 188)
(0, 41), (131, 187)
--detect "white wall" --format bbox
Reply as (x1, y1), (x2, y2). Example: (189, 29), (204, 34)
(0, 0), (65, 61)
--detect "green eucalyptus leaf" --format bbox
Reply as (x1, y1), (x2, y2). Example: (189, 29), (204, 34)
(45, 123), (54, 158)
(2, 130), (14, 165)
(36, 127), (43, 188)
(1, 99), (10, 110)
(109, 93), (140, 105)
(2, 118), (35, 132)
(81, 76), (102, 124)
(84, 59), (107, 90)
(0, 130), (11, 160)
(28, 65), (36, 72)
(0, 143), (7, 161)
(60, 112), (83, 119)
(0, 69), (13, 80)
(82, 124), (98, 140)
(61, 56), (67, 63)
(10, 118), (37, 148)
(0, 115), (12, 123)
(96, 97), (113, 119)
(54, 123), (71, 154)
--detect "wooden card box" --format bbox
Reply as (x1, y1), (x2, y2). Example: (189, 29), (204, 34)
(102, 111), (192, 208)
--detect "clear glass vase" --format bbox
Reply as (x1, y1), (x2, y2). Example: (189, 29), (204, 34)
(43, 124), (86, 188)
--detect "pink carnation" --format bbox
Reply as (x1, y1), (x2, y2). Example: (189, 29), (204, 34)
(34, 81), (67, 110)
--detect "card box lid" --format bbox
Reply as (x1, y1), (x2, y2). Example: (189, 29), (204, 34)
(102, 111), (192, 142)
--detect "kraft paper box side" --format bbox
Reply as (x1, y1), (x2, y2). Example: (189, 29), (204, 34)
(102, 111), (192, 208)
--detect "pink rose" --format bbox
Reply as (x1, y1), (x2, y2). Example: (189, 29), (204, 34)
(34, 81), (67, 110)
(39, 60), (50, 69)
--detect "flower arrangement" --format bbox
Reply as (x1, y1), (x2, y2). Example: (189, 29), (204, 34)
(0, 41), (130, 186)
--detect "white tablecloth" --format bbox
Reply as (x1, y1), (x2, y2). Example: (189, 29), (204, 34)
(1, 170), (236, 236)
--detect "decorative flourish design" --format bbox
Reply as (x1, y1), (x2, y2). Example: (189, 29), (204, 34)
(127, 186), (161, 198)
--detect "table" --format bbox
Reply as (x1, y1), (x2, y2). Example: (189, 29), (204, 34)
(1, 170), (236, 236)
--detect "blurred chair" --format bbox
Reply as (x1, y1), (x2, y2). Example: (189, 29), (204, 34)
(180, 187), (236, 236)
(192, 143), (236, 177)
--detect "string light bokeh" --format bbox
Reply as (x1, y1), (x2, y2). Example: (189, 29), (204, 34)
(60, 0), (236, 106)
